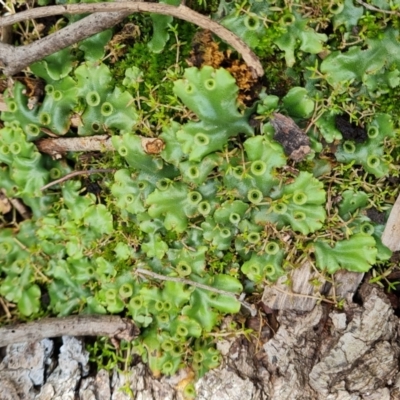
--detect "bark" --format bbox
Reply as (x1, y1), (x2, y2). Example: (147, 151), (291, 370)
(271, 113), (311, 162)
(1, 282), (398, 399)
(262, 261), (364, 311)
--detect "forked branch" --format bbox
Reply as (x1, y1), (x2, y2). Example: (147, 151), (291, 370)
(0, 2), (263, 78)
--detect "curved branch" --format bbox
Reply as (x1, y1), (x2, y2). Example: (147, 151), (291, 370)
(0, 2), (263, 78)
(0, 5), (132, 76)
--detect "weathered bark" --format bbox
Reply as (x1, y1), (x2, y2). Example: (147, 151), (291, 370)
(262, 261), (364, 311)
(1, 282), (398, 399)
(271, 113), (311, 161)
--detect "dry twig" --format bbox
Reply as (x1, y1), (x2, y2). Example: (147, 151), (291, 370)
(355, 0), (400, 15)
(36, 135), (114, 157)
(40, 168), (116, 191)
(0, 315), (140, 347)
(0, 1), (132, 76)
(0, 2), (263, 78)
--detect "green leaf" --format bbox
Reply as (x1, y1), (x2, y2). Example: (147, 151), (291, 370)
(11, 153), (49, 197)
(114, 243), (135, 261)
(18, 284), (41, 316)
(83, 204), (113, 236)
(333, 0), (364, 30)
(221, 10), (267, 48)
(112, 135), (174, 177)
(38, 77), (78, 135)
(147, 0), (180, 53)
(173, 67), (253, 161)
(315, 111), (342, 143)
(182, 274), (242, 332)
(201, 217), (234, 251)
(170, 315), (202, 338)
(275, 12), (327, 67)
(255, 172), (326, 234)
(75, 62), (138, 136)
(79, 29), (113, 61)
(111, 169), (155, 215)
(241, 249), (285, 283)
(335, 114), (395, 177)
(146, 182), (189, 232)
(142, 234), (169, 259)
(167, 246), (207, 276)
(314, 234), (377, 273)
(30, 47), (74, 81)
(282, 87), (315, 118)
(62, 181), (96, 220)
(321, 28), (400, 89)
(338, 190), (369, 220)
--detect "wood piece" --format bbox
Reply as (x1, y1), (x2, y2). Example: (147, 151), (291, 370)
(329, 269), (365, 301)
(35, 135), (166, 158)
(35, 135), (114, 157)
(270, 113), (311, 161)
(0, 315), (139, 347)
(382, 192), (400, 251)
(0, 2), (264, 78)
(309, 284), (398, 396)
(0, 3), (132, 76)
(262, 261), (328, 311)
(262, 261), (364, 311)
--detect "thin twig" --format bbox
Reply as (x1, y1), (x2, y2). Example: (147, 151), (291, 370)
(40, 168), (116, 191)
(0, 0), (133, 76)
(0, 296), (12, 319)
(355, 0), (400, 15)
(0, 2), (263, 78)
(136, 268), (257, 316)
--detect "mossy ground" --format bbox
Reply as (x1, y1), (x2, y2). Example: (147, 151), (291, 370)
(1, 0), (400, 388)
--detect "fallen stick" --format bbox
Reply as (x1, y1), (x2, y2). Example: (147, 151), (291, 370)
(0, 315), (140, 347)
(0, 2), (133, 76)
(0, 2), (264, 78)
(36, 135), (114, 157)
(35, 135), (165, 158)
